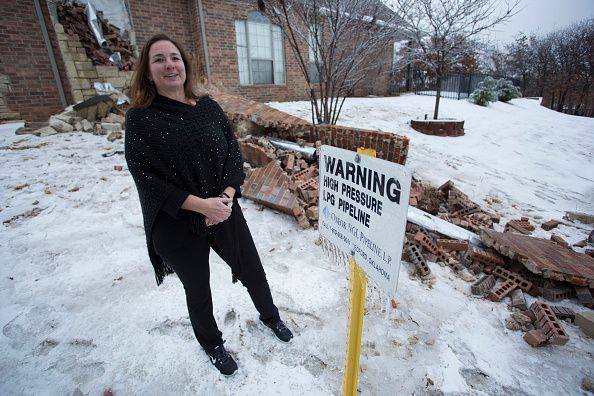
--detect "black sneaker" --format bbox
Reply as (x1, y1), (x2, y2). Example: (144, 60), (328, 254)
(206, 342), (238, 376)
(263, 319), (294, 343)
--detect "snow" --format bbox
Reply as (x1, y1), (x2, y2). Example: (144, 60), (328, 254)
(1, 95), (593, 395)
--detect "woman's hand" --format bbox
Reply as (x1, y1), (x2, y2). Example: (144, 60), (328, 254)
(201, 197), (232, 225)
(181, 195), (232, 224)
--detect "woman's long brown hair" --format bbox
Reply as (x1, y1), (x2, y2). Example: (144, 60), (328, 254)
(129, 33), (204, 108)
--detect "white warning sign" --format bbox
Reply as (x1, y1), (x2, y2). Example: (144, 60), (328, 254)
(318, 145), (411, 297)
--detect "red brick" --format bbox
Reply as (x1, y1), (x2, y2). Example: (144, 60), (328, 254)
(530, 301), (570, 345)
(541, 219), (561, 231)
(550, 234), (569, 248)
(487, 279), (517, 301)
(436, 239), (469, 252)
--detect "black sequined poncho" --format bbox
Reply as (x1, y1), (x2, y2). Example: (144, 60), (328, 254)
(125, 94), (245, 285)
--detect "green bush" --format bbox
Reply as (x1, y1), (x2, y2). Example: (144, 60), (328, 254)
(470, 77), (498, 106)
(496, 78), (522, 102)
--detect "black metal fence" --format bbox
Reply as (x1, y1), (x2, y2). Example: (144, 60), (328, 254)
(390, 71), (519, 100)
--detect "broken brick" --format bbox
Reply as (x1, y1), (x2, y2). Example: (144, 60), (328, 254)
(511, 289), (528, 310)
(404, 241), (431, 278)
(436, 239), (469, 252)
(467, 246), (505, 267)
(505, 220), (533, 235)
(471, 274), (496, 295)
(451, 206), (480, 217)
(414, 231), (439, 255)
(286, 153), (295, 171)
(242, 161), (299, 216)
(488, 279), (517, 301)
(541, 219), (561, 231)
(550, 234), (569, 248)
(491, 266), (537, 295)
(530, 301), (570, 345)
(523, 329), (549, 347)
(305, 206), (319, 221)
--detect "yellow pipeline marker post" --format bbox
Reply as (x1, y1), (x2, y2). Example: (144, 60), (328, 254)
(342, 147), (376, 396)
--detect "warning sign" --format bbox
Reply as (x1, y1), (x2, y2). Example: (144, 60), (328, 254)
(319, 145), (411, 297)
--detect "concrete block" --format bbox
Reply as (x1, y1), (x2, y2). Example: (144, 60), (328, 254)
(65, 61), (78, 77)
(96, 66), (121, 78)
(100, 122), (122, 132)
(78, 70), (98, 79)
(575, 311), (594, 338)
(49, 116), (73, 132)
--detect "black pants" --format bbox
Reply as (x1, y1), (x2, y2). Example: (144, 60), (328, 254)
(152, 200), (280, 352)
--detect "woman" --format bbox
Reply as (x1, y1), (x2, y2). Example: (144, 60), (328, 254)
(125, 33), (293, 376)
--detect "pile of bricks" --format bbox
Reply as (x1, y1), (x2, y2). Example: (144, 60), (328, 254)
(57, 2), (135, 70)
(402, 179), (594, 346)
(239, 135), (321, 228)
(16, 96), (125, 141)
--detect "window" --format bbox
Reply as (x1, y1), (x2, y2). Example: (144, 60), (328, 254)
(308, 30), (322, 83)
(235, 11), (285, 85)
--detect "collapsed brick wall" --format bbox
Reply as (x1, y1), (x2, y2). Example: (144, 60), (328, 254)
(213, 92), (409, 165)
(51, 25), (134, 103)
(0, 0), (68, 122)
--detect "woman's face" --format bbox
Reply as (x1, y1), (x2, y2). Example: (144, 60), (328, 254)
(147, 40), (186, 95)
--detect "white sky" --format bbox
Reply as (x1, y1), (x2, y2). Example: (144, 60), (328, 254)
(488, 0), (594, 44)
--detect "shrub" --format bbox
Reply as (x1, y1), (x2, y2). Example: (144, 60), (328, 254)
(496, 78), (522, 102)
(470, 77), (498, 106)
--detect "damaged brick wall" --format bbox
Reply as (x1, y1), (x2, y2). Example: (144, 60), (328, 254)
(0, 0), (68, 122)
(51, 25), (134, 103)
(213, 92), (410, 166)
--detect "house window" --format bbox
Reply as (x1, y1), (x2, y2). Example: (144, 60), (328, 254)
(308, 30), (322, 83)
(235, 11), (285, 85)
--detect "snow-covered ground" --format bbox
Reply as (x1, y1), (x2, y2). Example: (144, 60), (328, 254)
(1, 95), (593, 395)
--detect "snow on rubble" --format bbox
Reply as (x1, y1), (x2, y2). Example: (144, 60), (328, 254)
(1, 95), (593, 395)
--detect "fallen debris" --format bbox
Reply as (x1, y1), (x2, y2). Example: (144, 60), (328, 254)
(523, 329), (548, 347)
(480, 229), (594, 288)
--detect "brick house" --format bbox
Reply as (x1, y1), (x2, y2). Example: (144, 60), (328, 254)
(0, 0), (396, 123)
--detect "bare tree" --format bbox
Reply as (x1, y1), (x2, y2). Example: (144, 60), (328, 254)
(259, 0), (403, 124)
(392, 0), (520, 119)
(506, 33), (531, 95)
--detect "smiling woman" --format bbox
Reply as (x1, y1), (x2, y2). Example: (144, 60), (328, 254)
(147, 40), (188, 100)
(125, 33), (294, 377)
